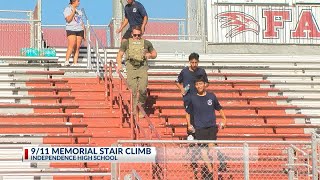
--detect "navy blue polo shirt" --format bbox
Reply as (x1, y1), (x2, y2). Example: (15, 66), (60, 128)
(125, 1), (147, 27)
(176, 67), (208, 95)
(186, 92), (222, 129)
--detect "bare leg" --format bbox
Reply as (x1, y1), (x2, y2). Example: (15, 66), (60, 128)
(201, 143), (214, 179)
(66, 35), (76, 64)
(73, 35), (83, 64)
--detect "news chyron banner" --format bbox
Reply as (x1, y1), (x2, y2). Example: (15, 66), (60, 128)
(23, 147), (156, 163)
(23, 146), (259, 163)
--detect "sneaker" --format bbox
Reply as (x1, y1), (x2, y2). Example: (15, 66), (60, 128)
(138, 112), (144, 118)
(64, 61), (70, 66)
(133, 111), (144, 119)
(187, 134), (194, 140)
(71, 63), (78, 67)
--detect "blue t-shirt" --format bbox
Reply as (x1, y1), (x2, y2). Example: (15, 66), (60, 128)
(186, 93), (222, 129)
(176, 67), (208, 95)
(63, 6), (84, 31)
(125, 1), (147, 27)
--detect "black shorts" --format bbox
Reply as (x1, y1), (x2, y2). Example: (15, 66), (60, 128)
(195, 126), (218, 147)
(66, 30), (84, 38)
(122, 29), (132, 39)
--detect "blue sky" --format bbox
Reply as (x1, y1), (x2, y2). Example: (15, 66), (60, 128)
(1, 0), (186, 25)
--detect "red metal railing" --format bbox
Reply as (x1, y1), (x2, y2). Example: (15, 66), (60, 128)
(105, 60), (160, 140)
(137, 103), (161, 139)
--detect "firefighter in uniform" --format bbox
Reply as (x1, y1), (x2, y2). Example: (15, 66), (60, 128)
(116, 25), (157, 115)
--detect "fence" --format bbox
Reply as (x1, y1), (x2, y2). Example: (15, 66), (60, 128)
(109, 18), (188, 40)
(41, 25), (109, 48)
(110, 0), (205, 48)
(112, 134), (320, 180)
(42, 18), (187, 48)
(108, 17), (201, 49)
(0, 0), (42, 56)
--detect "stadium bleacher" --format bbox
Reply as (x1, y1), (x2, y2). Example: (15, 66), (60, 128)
(0, 34), (319, 180)
(1, 0), (320, 179)
(107, 50), (320, 179)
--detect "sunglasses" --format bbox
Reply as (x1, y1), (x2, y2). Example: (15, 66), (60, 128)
(133, 34), (141, 37)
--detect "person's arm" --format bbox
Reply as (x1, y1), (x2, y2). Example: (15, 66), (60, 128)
(139, 3), (148, 34)
(64, 7), (76, 23)
(213, 94), (226, 129)
(116, 18), (129, 33)
(175, 70), (185, 95)
(176, 82), (185, 95)
(141, 15), (148, 35)
(219, 109), (227, 129)
(203, 69), (209, 87)
(145, 49), (157, 60)
(116, 50), (124, 72)
(186, 113), (194, 132)
(116, 41), (127, 72)
(144, 41), (157, 60)
(185, 100), (194, 132)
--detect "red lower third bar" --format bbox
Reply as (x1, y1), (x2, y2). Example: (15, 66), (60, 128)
(24, 149), (28, 160)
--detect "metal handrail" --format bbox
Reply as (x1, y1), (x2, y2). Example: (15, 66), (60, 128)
(0, 0), (41, 51)
(0, 18), (40, 22)
(290, 144), (310, 156)
(82, 8), (106, 50)
(108, 60), (134, 139)
(42, 24), (108, 27)
(81, 8), (107, 74)
(144, 34), (202, 37)
(111, 17), (187, 21)
(108, 60), (160, 140)
(0, 10), (33, 13)
(131, 169), (142, 180)
(314, 132), (320, 138)
(116, 138), (319, 179)
(137, 103), (161, 140)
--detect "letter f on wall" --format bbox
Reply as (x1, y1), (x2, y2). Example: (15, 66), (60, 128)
(262, 9), (291, 38)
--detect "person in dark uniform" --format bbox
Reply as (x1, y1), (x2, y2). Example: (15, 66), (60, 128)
(185, 76), (227, 180)
(116, 0), (148, 42)
(175, 52), (209, 137)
